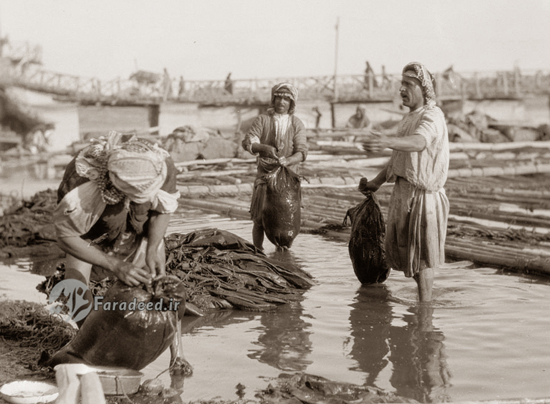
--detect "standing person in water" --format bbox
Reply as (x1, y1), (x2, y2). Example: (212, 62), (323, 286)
(360, 62), (450, 302)
(242, 83), (308, 250)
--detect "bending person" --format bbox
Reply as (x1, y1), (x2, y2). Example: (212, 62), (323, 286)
(54, 131), (180, 322)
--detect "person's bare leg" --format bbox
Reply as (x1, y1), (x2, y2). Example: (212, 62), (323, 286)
(415, 267), (434, 302)
(169, 312), (193, 380)
(64, 255), (93, 328)
(252, 223), (264, 251)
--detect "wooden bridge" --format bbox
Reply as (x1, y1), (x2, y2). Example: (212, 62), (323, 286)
(1, 39), (550, 106)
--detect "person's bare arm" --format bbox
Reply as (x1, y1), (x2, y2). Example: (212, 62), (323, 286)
(359, 165), (388, 194)
(146, 211), (171, 278)
(280, 118), (308, 166)
(362, 130), (426, 153)
(57, 236), (152, 286)
(251, 143), (278, 159)
(279, 152), (305, 166)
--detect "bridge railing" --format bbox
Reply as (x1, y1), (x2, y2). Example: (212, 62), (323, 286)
(3, 61), (550, 104)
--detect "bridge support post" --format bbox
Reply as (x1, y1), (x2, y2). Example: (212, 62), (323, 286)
(502, 72), (509, 96)
(474, 73), (482, 99)
(514, 68), (521, 97)
(368, 73), (373, 99)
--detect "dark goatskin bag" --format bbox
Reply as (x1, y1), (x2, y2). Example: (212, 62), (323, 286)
(344, 190), (390, 285)
(48, 276), (186, 371)
(262, 165), (302, 249)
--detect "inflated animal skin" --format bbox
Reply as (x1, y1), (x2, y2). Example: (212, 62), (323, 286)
(48, 276), (186, 371)
(262, 165), (301, 248)
(344, 191), (390, 284)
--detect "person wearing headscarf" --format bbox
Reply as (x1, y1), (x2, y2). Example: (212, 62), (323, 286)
(241, 82), (308, 250)
(346, 106), (370, 129)
(54, 132), (181, 317)
(359, 62), (450, 302)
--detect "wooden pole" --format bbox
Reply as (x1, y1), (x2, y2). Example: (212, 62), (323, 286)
(474, 72), (481, 99)
(514, 64), (521, 97)
(0, 4), (3, 58)
(502, 72), (509, 96)
(368, 73), (373, 99)
(333, 17), (340, 103)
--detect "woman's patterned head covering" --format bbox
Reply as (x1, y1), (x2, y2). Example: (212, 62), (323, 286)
(402, 62), (436, 107)
(270, 82), (298, 115)
(75, 131), (170, 204)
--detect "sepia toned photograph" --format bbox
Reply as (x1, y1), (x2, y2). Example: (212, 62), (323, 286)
(1, 1), (549, 402)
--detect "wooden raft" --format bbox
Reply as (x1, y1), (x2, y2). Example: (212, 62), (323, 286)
(175, 142), (550, 277)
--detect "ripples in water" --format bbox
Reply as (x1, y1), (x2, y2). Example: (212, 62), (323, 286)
(3, 211), (550, 402)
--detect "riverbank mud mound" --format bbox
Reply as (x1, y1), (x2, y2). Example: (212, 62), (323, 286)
(256, 372), (419, 404)
(0, 188), (63, 259)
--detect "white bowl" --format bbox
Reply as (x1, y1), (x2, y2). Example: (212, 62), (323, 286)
(0, 381), (58, 404)
(53, 364), (143, 396)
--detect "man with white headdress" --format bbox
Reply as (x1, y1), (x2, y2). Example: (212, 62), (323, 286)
(360, 62), (450, 302)
(242, 82), (308, 250)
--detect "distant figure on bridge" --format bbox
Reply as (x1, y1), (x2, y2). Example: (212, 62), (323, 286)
(346, 106), (370, 129)
(381, 65), (392, 90)
(224, 72), (233, 95)
(442, 65), (463, 91)
(178, 76), (186, 100)
(312, 106), (322, 129)
(364, 61), (379, 91)
(241, 83), (308, 251)
(162, 68), (172, 101)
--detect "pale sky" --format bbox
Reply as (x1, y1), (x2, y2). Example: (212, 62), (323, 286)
(2, 0), (550, 82)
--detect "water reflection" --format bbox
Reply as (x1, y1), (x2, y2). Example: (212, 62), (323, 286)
(247, 303), (313, 371)
(348, 285), (392, 387)
(182, 310), (257, 333)
(349, 286), (451, 403)
(390, 305), (451, 403)
(269, 247), (305, 268)
(247, 248), (313, 371)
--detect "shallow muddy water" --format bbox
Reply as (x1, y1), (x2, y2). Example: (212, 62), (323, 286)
(148, 209), (550, 402)
(2, 208), (550, 402)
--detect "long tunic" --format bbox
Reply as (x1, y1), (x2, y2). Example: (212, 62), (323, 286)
(385, 105), (450, 277)
(241, 112), (308, 224)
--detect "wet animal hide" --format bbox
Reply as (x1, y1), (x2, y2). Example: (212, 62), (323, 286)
(48, 276), (186, 371)
(262, 166), (301, 249)
(344, 192), (390, 284)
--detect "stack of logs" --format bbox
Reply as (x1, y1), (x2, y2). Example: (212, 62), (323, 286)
(175, 139), (550, 277)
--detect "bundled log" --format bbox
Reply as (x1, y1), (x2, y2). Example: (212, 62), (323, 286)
(445, 244), (550, 276)
(311, 140), (550, 152)
(175, 157), (256, 169)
